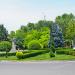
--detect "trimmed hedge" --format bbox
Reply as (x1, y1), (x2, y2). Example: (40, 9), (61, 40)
(16, 51), (23, 59)
(0, 52), (16, 57)
(0, 50), (30, 57)
(56, 50), (75, 56)
(15, 50), (49, 59)
(22, 50), (49, 59)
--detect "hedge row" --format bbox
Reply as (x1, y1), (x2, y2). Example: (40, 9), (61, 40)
(0, 52), (16, 57)
(23, 50), (49, 58)
(56, 50), (75, 56)
(0, 50), (32, 57)
(0, 49), (50, 57)
(16, 50), (49, 59)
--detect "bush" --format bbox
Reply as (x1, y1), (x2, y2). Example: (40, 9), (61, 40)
(49, 51), (55, 57)
(16, 51), (23, 59)
(28, 40), (43, 50)
(0, 41), (12, 58)
(0, 41), (12, 52)
(51, 45), (56, 53)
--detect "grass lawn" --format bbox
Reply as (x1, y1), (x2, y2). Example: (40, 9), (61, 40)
(24, 53), (75, 61)
(0, 53), (75, 61)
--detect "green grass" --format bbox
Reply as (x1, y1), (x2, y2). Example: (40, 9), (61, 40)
(0, 53), (75, 61)
(24, 53), (75, 61)
(0, 56), (17, 61)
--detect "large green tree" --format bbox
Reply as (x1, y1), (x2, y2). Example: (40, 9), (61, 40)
(55, 13), (75, 39)
(15, 30), (25, 49)
(0, 25), (8, 41)
(9, 31), (15, 40)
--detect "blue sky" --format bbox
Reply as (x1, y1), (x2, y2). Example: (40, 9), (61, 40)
(0, 0), (75, 33)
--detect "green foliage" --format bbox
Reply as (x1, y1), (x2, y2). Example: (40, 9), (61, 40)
(49, 41), (56, 57)
(16, 51), (23, 59)
(27, 23), (35, 31)
(0, 41), (12, 52)
(64, 40), (72, 47)
(55, 13), (75, 40)
(39, 27), (49, 48)
(66, 20), (75, 40)
(0, 41), (12, 58)
(0, 25), (8, 41)
(23, 33), (35, 48)
(14, 20), (51, 49)
(21, 26), (28, 33)
(56, 48), (75, 56)
(23, 27), (49, 49)
(9, 31), (15, 39)
(13, 13), (75, 50)
(15, 30), (25, 49)
(0, 52), (16, 57)
(50, 51), (55, 57)
(51, 46), (55, 53)
(56, 50), (66, 54)
(28, 40), (43, 50)
(21, 50), (49, 59)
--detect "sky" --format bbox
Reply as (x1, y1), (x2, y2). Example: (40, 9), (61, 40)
(0, 0), (75, 33)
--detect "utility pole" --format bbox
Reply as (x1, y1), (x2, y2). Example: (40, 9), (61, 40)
(42, 12), (46, 21)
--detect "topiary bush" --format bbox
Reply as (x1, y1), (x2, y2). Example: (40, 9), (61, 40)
(28, 40), (43, 50)
(16, 51), (23, 59)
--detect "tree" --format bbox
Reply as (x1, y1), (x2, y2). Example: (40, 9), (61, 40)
(34, 20), (53, 31)
(28, 40), (42, 50)
(66, 20), (75, 47)
(39, 27), (49, 48)
(15, 30), (25, 49)
(55, 13), (75, 39)
(20, 25), (28, 33)
(9, 31), (15, 40)
(23, 30), (40, 49)
(49, 23), (64, 48)
(0, 24), (8, 41)
(27, 23), (34, 31)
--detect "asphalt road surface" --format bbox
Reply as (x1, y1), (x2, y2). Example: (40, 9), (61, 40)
(0, 61), (75, 75)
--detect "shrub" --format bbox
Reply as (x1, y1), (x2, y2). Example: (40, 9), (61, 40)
(51, 45), (56, 53)
(64, 40), (71, 47)
(49, 51), (55, 57)
(28, 40), (43, 50)
(0, 41), (12, 52)
(0, 41), (12, 58)
(16, 51), (23, 59)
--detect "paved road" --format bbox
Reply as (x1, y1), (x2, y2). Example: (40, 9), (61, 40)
(10, 41), (16, 52)
(0, 61), (75, 75)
